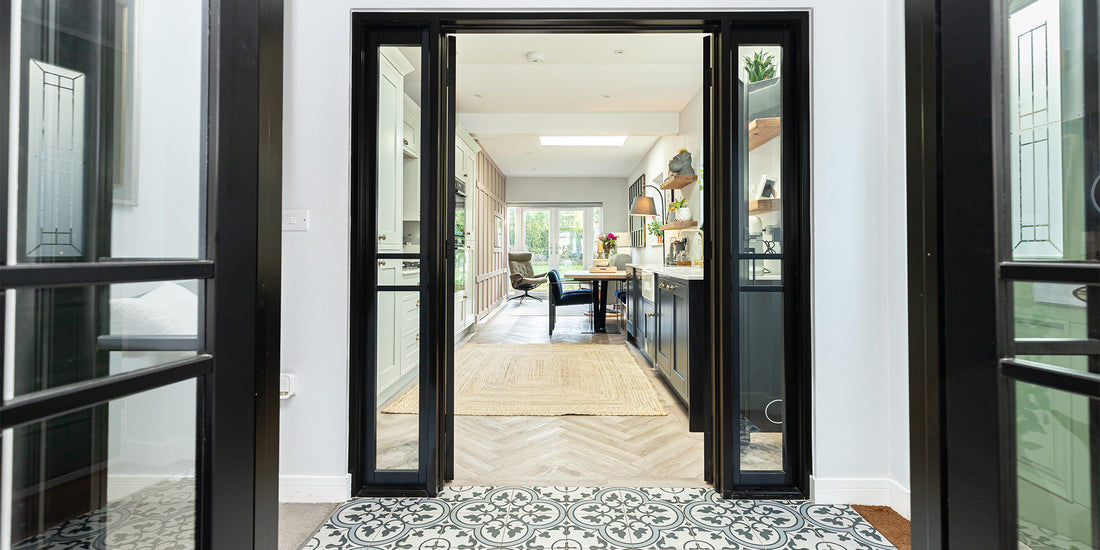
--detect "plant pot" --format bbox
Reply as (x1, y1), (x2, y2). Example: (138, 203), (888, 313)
(675, 207), (692, 222)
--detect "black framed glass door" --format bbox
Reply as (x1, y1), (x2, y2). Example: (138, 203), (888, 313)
(907, 0), (1100, 546)
(0, 1), (281, 548)
(350, 23), (449, 495)
(351, 12), (811, 499)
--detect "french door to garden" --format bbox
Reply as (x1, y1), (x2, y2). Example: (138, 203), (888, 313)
(510, 205), (602, 275)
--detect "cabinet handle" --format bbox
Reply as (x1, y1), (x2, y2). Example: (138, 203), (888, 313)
(403, 138), (409, 145)
(415, 333), (420, 341)
(646, 313), (655, 318)
(416, 300), (420, 307)
(464, 173), (469, 178)
(378, 260), (386, 267)
(378, 233), (387, 241)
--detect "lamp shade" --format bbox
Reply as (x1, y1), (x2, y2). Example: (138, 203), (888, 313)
(629, 196), (658, 217)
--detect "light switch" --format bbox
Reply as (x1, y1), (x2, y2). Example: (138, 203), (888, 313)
(282, 209), (310, 231)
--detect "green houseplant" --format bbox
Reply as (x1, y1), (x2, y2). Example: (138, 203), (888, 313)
(743, 50), (776, 82)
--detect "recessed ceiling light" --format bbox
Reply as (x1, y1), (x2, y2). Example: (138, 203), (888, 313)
(614, 49), (626, 55)
(525, 51), (545, 63)
(473, 93), (483, 98)
(602, 94), (612, 100)
(539, 136), (627, 147)
(525, 152), (533, 155)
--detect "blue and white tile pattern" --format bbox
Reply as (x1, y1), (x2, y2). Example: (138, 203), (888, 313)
(303, 486), (897, 550)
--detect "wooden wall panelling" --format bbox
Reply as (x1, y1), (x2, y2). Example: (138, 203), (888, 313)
(474, 148), (508, 319)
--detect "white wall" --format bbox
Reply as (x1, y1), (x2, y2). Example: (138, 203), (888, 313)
(281, 0), (911, 512)
(625, 87), (704, 266)
(506, 177), (629, 236)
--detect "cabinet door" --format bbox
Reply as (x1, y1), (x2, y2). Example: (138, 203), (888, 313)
(670, 283), (690, 399)
(655, 280), (675, 376)
(454, 142), (468, 184)
(376, 55), (403, 250)
(642, 299), (655, 360)
(401, 295), (420, 376)
(376, 263), (400, 391)
(463, 148), (477, 185)
(402, 94), (420, 158)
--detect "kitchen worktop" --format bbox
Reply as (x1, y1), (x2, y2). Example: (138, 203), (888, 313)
(626, 264), (704, 280)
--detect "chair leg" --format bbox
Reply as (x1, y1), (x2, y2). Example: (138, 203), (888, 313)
(549, 303), (555, 335)
(508, 288), (543, 303)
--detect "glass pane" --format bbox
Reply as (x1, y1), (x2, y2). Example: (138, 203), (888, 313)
(376, 291), (419, 471)
(10, 1), (206, 263)
(1005, 0), (1098, 261)
(7, 378), (197, 548)
(524, 209), (551, 274)
(738, 44), (785, 472)
(5, 281), (200, 399)
(1013, 282), (1091, 368)
(557, 209), (584, 272)
(1015, 380), (1093, 549)
(507, 207), (517, 250)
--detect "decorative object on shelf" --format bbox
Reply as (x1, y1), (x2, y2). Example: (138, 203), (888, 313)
(750, 174), (780, 200)
(668, 197), (691, 222)
(668, 149), (695, 176)
(743, 50), (776, 82)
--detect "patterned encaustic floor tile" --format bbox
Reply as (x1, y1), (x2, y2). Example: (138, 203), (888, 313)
(303, 486), (897, 550)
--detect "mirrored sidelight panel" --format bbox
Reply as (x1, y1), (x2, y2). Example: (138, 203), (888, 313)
(738, 44), (786, 474)
(369, 44), (424, 475)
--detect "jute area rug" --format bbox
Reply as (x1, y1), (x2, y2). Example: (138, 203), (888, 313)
(381, 344), (668, 416)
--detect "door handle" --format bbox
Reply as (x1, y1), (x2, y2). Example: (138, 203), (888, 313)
(378, 260), (387, 267)
(378, 233), (387, 241)
(403, 138), (409, 145)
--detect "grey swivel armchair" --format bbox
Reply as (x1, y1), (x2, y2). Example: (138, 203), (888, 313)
(508, 252), (548, 302)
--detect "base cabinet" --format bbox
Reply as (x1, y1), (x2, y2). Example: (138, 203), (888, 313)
(629, 271), (706, 432)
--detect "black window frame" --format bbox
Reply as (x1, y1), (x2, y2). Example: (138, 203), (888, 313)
(0, 0), (283, 548)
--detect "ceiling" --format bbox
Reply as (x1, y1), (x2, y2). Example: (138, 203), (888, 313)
(455, 33), (703, 178)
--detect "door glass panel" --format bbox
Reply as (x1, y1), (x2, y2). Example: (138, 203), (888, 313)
(1005, 0), (1097, 262)
(6, 378), (197, 549)
(11, 0), (206, 263)
(557, 209), (584, 272)
(1015, 380), (1093, 549)
(4, 280), (200, 398)
(524, 209), (551, 274)
(375, 290), (419, 471)
(372, 45), (421, 472)
(738, 45), (785, 472)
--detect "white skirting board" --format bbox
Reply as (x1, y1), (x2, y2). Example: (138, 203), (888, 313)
(809, 476), (911, 520)
(279, 475), (351, 503)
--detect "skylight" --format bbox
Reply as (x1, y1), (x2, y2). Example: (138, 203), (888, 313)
(539, 136), (628, 147)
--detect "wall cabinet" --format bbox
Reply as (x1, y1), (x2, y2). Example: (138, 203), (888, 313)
(402, 94), (420, 159)
(376, 50), (412, 251)
(402, 95), (421, 222)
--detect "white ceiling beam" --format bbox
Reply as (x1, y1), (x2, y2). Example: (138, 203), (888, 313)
(457, 112), (680, 137)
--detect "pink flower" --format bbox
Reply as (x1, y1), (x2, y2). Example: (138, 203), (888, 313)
(607, 233), (616, 240)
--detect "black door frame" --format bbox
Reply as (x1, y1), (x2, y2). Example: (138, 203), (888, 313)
(907, 0), (1100, 547)
(0, 1), (282, 549)
(349, 11), (811, 499)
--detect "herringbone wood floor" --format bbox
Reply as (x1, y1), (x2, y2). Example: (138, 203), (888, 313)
(450, 298), (707, 487)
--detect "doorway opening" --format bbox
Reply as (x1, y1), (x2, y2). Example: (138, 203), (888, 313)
(349, 13), (811, 500)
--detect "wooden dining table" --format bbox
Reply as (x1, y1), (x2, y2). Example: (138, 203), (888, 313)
(562, 270), (628, 333)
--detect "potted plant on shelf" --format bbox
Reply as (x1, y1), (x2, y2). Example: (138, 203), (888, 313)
(668, 197), (691, 222)
(744, 50), (776, 82)
(648, 218), (664, 245)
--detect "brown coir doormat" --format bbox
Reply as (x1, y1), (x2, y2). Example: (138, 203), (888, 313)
(853, 505), (910, 550)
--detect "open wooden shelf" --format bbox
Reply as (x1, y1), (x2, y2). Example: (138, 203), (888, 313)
(659, 174), (698, 190)
(749, 198), (781, 214)
(748, 117), (781, 151)
(659, 220), (698, 231)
